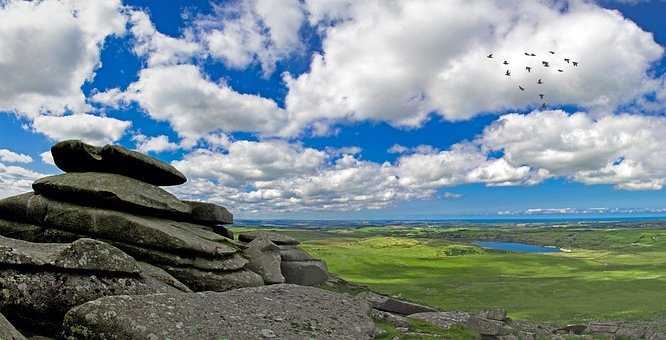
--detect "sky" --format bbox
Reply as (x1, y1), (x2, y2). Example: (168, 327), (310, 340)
(1, 0), (666, 219)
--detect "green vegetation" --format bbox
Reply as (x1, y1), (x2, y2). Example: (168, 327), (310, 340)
(374, 319), (479, 339)
(233, 225), (666, 324)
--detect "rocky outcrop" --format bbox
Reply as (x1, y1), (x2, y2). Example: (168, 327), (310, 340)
(243, 237), (285, 284)
(0, 313), (25, 340)
(163, 266), (264, 292)
(51, 140), (186, 186)
(281, 260), (329, 286)
(239, 231), (299, 245)
(63, 284), (375, 340)
(358, 291), (438, 316)
(185, 200), (233, 225)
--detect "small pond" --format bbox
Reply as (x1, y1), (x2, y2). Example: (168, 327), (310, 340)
(473, 241), (561, 253)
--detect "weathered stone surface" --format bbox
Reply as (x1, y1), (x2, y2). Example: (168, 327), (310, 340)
(0, 219), (44, 242)
(244, 237), (285, 284)
(33, 173), (191, 217)
(101, 144), (187, 186)
(50, 140), (103, 173)
(213, 225), (234, 239)
(137, 262), (192, 292)
(587, 323), (619, 334)
(280, 246), (315, 262)
(0, 235), (139, 274)
(370, 309), (410, 328)
(0, 193), (238, 257)
(556, 324), (587, 335)
(466, 316), (508, 336)
(0, 313), (26, 340)
(0, 269), (181, 333)
(164, 267), (264, 292)
(358, 291), (438, 316)
(408, 312), (471, 330)
(185, 201), (233, 225)
(479, 308), (508, 321)
(239, 231), (299, 245)
(113, 241), (248, 271)
(50, 140), (186, 186)
(63, 284), (375, 340)
(281, 260), (328, 286)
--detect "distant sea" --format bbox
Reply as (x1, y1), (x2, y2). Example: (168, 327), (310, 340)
(235, 214), (666, 229)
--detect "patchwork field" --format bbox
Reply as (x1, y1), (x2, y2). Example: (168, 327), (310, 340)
(234, 225), (666, 324)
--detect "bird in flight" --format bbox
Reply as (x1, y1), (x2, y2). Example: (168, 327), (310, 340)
(505, 70), (511, 76)
(539, 94), (545, 99)
(503, 60), (509, 65)
(542, 61), (550, 67)
(538, 79), (543, 84)
(530, 53), (536, 56)
(487, 54), (493, 58)
(564, 58), (570, 63)
(519, 86), (525, 91)
(573, 61), (579, 67)
(549, 51), (555, 54)
(524, 52), (530, 56)
(526, 66), (532, 72)
(557, 69), (564, 72)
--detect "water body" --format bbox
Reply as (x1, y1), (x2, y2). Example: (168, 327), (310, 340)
(474, 241), (561, 253)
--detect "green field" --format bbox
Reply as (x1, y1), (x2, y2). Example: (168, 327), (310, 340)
(237, 225), (666, 324)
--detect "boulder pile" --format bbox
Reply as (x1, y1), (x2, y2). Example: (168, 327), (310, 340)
(0, 140), (342, 338)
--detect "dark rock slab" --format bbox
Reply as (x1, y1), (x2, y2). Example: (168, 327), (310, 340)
(0, 268), (181, 333)
(239, 231), (299, 245)
(359, 291), (438, 316)
(408, 312), (471, 330)
(63, 284), (375, 340)
(50, 140), (186, 186)
(33, 173), (191, 217)
(0, 219), (44, 242)
(101, 144), (186, 186)
(213, 225), (234, 239)
(0, 193), (238, 257)
(281, 260), (328, 286)
(280, 245), (315, 262)
(0, 235), (139, 274)
(0, 313), (26, 340)
(137, 262), (192, 292)
(164, 267), (264, 292)
(244, 237), (285, 284)
(114, 242), (248, 271)
(185, 201), (233, 225)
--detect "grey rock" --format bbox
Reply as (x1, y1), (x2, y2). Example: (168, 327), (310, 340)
(0, 218), (47, 242)
(50, 140), (186, 186)
(0, 313), (26, 340)
(33, 173), (191, 217)
(185, 201), (233, 225)
(370, 309), (410, 328)
(137, 262), (192, 292)
(408, 311), (471, 329)
(281, 260), (328, 286)
(63, 284), (375, 340)
(358, 291), (437, 316)
(0, 268), (180, 333)
(244, 237), (285, 284)
(0, 235), (139, 274)
(279, 246), (315, 262)
(556, 324), (587, 335)
(479, 308), (508, 321)
(0, 193), (238, 257)
(112, 241), (248, 271)
(466, 316), (509, 336)
(239, 231), (299, 245)
(213, 225), (234, 239)
(164, 267), (264, 292)
(586, 323), (619, 334)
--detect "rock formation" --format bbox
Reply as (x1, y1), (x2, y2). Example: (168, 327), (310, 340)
(0, 140), (333, 338)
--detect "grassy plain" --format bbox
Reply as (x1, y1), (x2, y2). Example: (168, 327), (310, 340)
(234, 224), (666, 324)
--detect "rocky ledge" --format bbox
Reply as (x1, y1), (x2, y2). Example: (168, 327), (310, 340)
(0, 140), (333, 338)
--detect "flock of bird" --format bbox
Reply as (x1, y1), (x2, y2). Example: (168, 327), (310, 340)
(487, 50), (579, 109)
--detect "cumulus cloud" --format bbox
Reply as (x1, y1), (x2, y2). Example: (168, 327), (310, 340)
(0, 162), (47, 198)
(32, 114), (132, 146)
(133, 134), (179, 154)
(196, 0), (305, 75)
(0, 0), (125, 118)
(0, 149), (32, 164)
(40, 151), (55, 166)
(281, 0), (664, 135)
(129, 10), (201, 66)
(92, 64), (289, 140)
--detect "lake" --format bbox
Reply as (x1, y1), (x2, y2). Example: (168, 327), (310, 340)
(474, 241), (561, 253)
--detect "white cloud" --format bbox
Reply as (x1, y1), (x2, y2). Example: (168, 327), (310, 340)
(40, 151), (55, 166)
(0, 0), (126, 118)
(281, 0), (664, 135)
(32, 114), (132, 146)
(93, 64), (289, 139)
(133, 134), (179, 154)
(129, 10), (201, 66)
(0, 162), (47, 198)
(0, 149), (32, 164)
(197, 0), (305, 75)
(480, 110), (666, 190)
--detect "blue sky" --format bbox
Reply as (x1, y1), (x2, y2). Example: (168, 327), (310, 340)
(1, 0), (666, 219)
